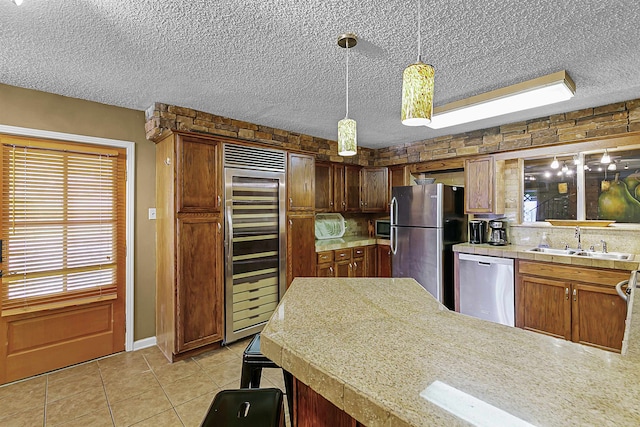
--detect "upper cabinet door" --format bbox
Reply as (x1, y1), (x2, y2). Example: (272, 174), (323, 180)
(288, 153), (315, 211)
(344, 165), (361, 212)
(333, 164), (346, 212)
(177, 136), (221, 213)
(361, 167), (389, 212)
(314, 162), (333, 212)
(464, 156), (504, 214)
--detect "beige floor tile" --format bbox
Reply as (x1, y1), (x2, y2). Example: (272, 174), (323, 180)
(99, 353), (151, 383)
(0, 406), (44, 427)
(46, 371), (104, 403)
(174, 391), (216, 427)
(46, 385), (109, 425)
(223, 337), (252, 355)
(139, 346), (171, 371)
(202, 359), (243, 388)
(110, 383), (172, 427)
(131, 408), (183, 426)
(262, 368), (286, 390)
(52, 405), (114, 427)
(161, 372), (220, 406)
(103, 371), (161, 404)
(193, 347), (241, 371)
(152, 359), (202, 386)
(47, 361), (100, 384)
(0, 377), (46, 419)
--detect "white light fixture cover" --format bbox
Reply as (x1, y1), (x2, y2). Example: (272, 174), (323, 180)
(337, 33), (357, 156)
(12, 0), (23, 4)
(600, 149), (611, 164)
(550, 156), (559, 169)
(427, 70), (575, 129)
(401, 0), (435, 126)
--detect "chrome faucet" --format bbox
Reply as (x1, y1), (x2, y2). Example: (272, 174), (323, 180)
(574, 226), (582, 250)
(601, 239), (608, 253)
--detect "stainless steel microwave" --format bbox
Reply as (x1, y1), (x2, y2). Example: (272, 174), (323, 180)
(375, 220), (390, 238)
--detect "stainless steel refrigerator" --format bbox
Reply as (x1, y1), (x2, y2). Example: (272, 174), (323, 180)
(390, 184), (466, 309)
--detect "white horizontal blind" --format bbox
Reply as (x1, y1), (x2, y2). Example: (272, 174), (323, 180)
(1, 136), (126, 315)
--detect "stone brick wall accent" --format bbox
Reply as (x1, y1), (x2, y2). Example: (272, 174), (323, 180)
(144, 102), (375, 166)
(374, 99), (640, 166)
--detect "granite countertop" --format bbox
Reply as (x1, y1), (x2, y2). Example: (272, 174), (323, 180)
(261, 277), (640, 426)
(453, 242), (640, 271)
(316, 235), (390, 252)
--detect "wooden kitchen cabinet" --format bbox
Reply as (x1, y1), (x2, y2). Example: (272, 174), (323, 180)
(344, 165), (361, 213)
(316, 246), (372, 278)
(352, 246), (365, 277)
(288, 153), (315, 211)
(516, 260), (629, 352)
(314, 162), (334, 212)
(287, 213), (316, 287)
(361, 167), (389, 212)
(365, 245), (377, 277)
(177, 135), (221, 213)
(155, 131), (224, 361)
(377, 244), (392, 277)
(464, 156), (504, 214)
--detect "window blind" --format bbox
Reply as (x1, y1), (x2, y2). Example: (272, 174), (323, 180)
(1, 135), (126, 315)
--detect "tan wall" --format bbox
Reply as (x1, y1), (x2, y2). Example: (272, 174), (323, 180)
(0, 83), (156, 341)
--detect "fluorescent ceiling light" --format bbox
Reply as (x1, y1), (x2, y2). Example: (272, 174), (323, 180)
(427, 70), (575, 129)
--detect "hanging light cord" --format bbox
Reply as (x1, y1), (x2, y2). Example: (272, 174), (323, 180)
(345, 39), (350, 119)
(417, 0), (422, 62)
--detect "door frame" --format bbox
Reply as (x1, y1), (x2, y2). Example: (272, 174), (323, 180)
(0, 124), (136, 351)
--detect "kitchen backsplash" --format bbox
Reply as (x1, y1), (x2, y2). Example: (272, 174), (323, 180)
(510, 224), (640, 253)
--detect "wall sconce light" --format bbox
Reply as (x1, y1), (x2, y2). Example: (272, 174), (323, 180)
(600, 149), (611, 164)
(550, 156), (559, 169)
(426, 70), (575, 129)
(573, 155), (580, 165)
(561, 162), (569, 173)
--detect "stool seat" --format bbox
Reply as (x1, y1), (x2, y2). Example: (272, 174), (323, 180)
(201, 388), (284, 427)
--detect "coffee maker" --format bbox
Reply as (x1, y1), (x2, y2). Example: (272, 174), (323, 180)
(468, 220), (486, 244)
(488, 218), (508, 246)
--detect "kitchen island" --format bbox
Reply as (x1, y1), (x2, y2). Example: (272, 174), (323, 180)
(260, 277), (640, 426)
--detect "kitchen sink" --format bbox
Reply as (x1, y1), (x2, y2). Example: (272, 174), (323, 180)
(527, 247), (577, 255)
(527, 247), (633, 260)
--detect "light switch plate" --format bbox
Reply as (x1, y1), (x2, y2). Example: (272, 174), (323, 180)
(148, 208), (156, 220)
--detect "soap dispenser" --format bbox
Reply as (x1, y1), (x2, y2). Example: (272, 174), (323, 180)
(538, 232), (551, 248)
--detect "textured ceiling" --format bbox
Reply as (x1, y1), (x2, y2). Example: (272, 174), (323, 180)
(2, 0), (640, 150)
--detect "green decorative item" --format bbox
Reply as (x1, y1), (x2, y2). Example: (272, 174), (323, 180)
(338, 118), (357, 156)
(598, 173), (640, 222)
(402, 62), (435, 125)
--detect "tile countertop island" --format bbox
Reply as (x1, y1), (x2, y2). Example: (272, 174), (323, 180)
(261, 277), (640, 427)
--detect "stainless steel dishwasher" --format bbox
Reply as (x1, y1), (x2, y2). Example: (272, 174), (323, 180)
(458, 253), (515, 326)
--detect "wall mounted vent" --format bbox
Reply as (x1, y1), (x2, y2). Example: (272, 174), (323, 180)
(223, 143), (286, 173)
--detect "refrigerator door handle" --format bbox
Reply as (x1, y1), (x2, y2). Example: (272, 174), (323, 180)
(390, 225), (397, 255)
(390, 196), (398, 225)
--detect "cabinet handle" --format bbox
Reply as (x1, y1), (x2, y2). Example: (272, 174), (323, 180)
(289, 197), (293, 207)
(353, 261), (358, 269)
(217, 195), (221, 207)
(329, 266), (334, 275)
(565, 287), (569, 300)
(217, 222), (221, 232)
(289, 219), (292, 226)
(330, 201), (334, 206)
(573, 288), (577, 301)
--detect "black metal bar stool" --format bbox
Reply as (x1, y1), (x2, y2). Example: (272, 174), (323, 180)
(240, 333), (294, 426)
(200, 388), (284, 427)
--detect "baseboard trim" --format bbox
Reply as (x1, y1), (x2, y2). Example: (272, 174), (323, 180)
(132, 336), (157, 351)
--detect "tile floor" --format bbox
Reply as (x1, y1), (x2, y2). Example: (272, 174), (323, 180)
(0, 337), (291, 426)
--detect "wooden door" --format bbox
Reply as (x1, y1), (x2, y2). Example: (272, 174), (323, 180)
(315, 162), (333, 212)
(572, 283), (627, 352)
(464, 157), (493, 213)
(377, 245), (392, 278)
(335, 260), (352, 277)
(520, 275), (571, 340)
(333, 164), (345, 212)
(364, 245), (377, 277)
(176, 217), (224, 352)
(287, 214), (316, 287)
(344, 165), (361, 212)
(361, 167), (388, 212)
(317, 264), (335, 277)
(288, 153), (315, 211)
(177, 136), (220, 212)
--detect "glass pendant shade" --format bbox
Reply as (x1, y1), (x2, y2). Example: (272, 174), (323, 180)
(338, 118), (357, 156)
(401, 61), (435, 126)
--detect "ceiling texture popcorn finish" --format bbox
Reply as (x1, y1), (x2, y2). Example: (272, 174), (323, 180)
(2, 0), (640, 150)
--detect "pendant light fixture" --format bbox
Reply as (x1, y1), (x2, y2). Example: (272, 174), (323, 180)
(337, 33), (357, 156)
(401, 0), (435, 126)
